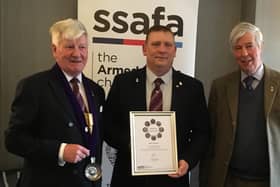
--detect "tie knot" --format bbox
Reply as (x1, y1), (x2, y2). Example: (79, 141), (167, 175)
(243, 76), (254, 90)
(70, 77), (79, 84)
(70, 77), (80, 93)
(154, 78), (164, 89)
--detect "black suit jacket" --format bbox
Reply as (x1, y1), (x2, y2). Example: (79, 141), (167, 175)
(103, 67), (210, 187)
(5, 64), (105, 187)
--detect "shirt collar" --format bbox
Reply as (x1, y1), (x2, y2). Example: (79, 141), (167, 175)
(146, 67), (172, 85)
(63, 71), (83, 83)
(241, 64), (264, 81)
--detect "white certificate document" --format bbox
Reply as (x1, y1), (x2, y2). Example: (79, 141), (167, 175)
(130, 111), (178, 176)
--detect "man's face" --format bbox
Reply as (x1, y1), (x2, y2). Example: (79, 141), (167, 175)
(52, 34), (88, 77)
(143, 31), (176, 76)
(233, 32), (262, 74)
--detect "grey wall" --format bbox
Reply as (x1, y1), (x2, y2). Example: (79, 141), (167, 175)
(195, 0), (242, 97)
(195, 0), (257, 97)
(0, 0), (258, 186)
(256, 0), (280, 71)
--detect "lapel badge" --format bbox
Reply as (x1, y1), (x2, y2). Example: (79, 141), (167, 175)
(176, 81), (183, 88)
(85, 126), (89, 133)
(100, 105), (103, 112)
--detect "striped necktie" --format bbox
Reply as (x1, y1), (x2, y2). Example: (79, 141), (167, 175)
(243, 76), (255, 91)
(149, 78), (164, 111)
(70, 78), (86, 112)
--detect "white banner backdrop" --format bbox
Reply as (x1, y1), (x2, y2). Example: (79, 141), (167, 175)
(78, 1), (199, 186)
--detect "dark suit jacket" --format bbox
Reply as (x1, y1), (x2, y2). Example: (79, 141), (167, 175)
(5, 64), (105, 187)
(103, 67), (210, 187)
(199, 65), (280, 187)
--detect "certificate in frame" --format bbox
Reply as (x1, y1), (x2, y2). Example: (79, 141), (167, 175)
(129, 111), (178, 176)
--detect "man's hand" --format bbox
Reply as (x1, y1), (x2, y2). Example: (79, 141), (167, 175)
(168, 160), (189, 178)
(63, 144), (90, 163)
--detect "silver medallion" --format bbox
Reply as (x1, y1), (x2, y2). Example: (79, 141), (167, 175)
(85, 157), (101, 181)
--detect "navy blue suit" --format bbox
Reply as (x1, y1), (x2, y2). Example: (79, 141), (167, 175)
(103, 67), (210, 187)
(5, 64), (105, 187)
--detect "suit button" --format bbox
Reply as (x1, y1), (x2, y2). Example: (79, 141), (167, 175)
(68, 122), (74, 127)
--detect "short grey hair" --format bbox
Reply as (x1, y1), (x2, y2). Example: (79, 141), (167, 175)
(49, 18), (88, 46)
(229, 22), (263, 50)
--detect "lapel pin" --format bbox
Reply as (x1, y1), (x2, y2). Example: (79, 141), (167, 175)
(270, 86), (274, 92)
(100, 105), (103, 112)
(176, 81), (183, 88)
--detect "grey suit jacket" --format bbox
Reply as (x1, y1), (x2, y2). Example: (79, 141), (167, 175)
(199, 65), (280, 187)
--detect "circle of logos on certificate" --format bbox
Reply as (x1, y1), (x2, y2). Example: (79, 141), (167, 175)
(143, 118), (164, 141)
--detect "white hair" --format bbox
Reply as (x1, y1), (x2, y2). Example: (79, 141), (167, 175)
(229, 22), (263, 51)
(49, 18), (88, 46)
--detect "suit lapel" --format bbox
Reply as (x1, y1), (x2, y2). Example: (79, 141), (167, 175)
(83, 76), (98, 114)
(226, 71), (240, 127)
(264, 66), (279, 117)
(132, 68), (147, 110)
(48, 65), (77, 122)
(171, 70), (182, 110)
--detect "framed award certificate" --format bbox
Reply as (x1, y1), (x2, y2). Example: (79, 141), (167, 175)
(129, 111), (178, 176)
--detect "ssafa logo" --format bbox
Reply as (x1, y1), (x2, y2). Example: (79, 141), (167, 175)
(92, 6), (183, 48)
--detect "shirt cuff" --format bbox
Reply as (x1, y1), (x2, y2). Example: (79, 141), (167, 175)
(58, 143), (67, 166)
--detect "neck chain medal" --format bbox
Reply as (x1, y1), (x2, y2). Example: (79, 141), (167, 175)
(84, 112), (102, 181)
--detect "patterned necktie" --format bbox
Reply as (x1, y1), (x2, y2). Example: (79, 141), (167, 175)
(243, 76), (254, 91)
(149, 78), (164, 111)
(70, 78), (86, 112)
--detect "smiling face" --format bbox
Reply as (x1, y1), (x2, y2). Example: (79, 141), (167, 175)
(232, 32), (263, 74)
(143, 31), (176, 76)
(52, 34), (88, 77)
